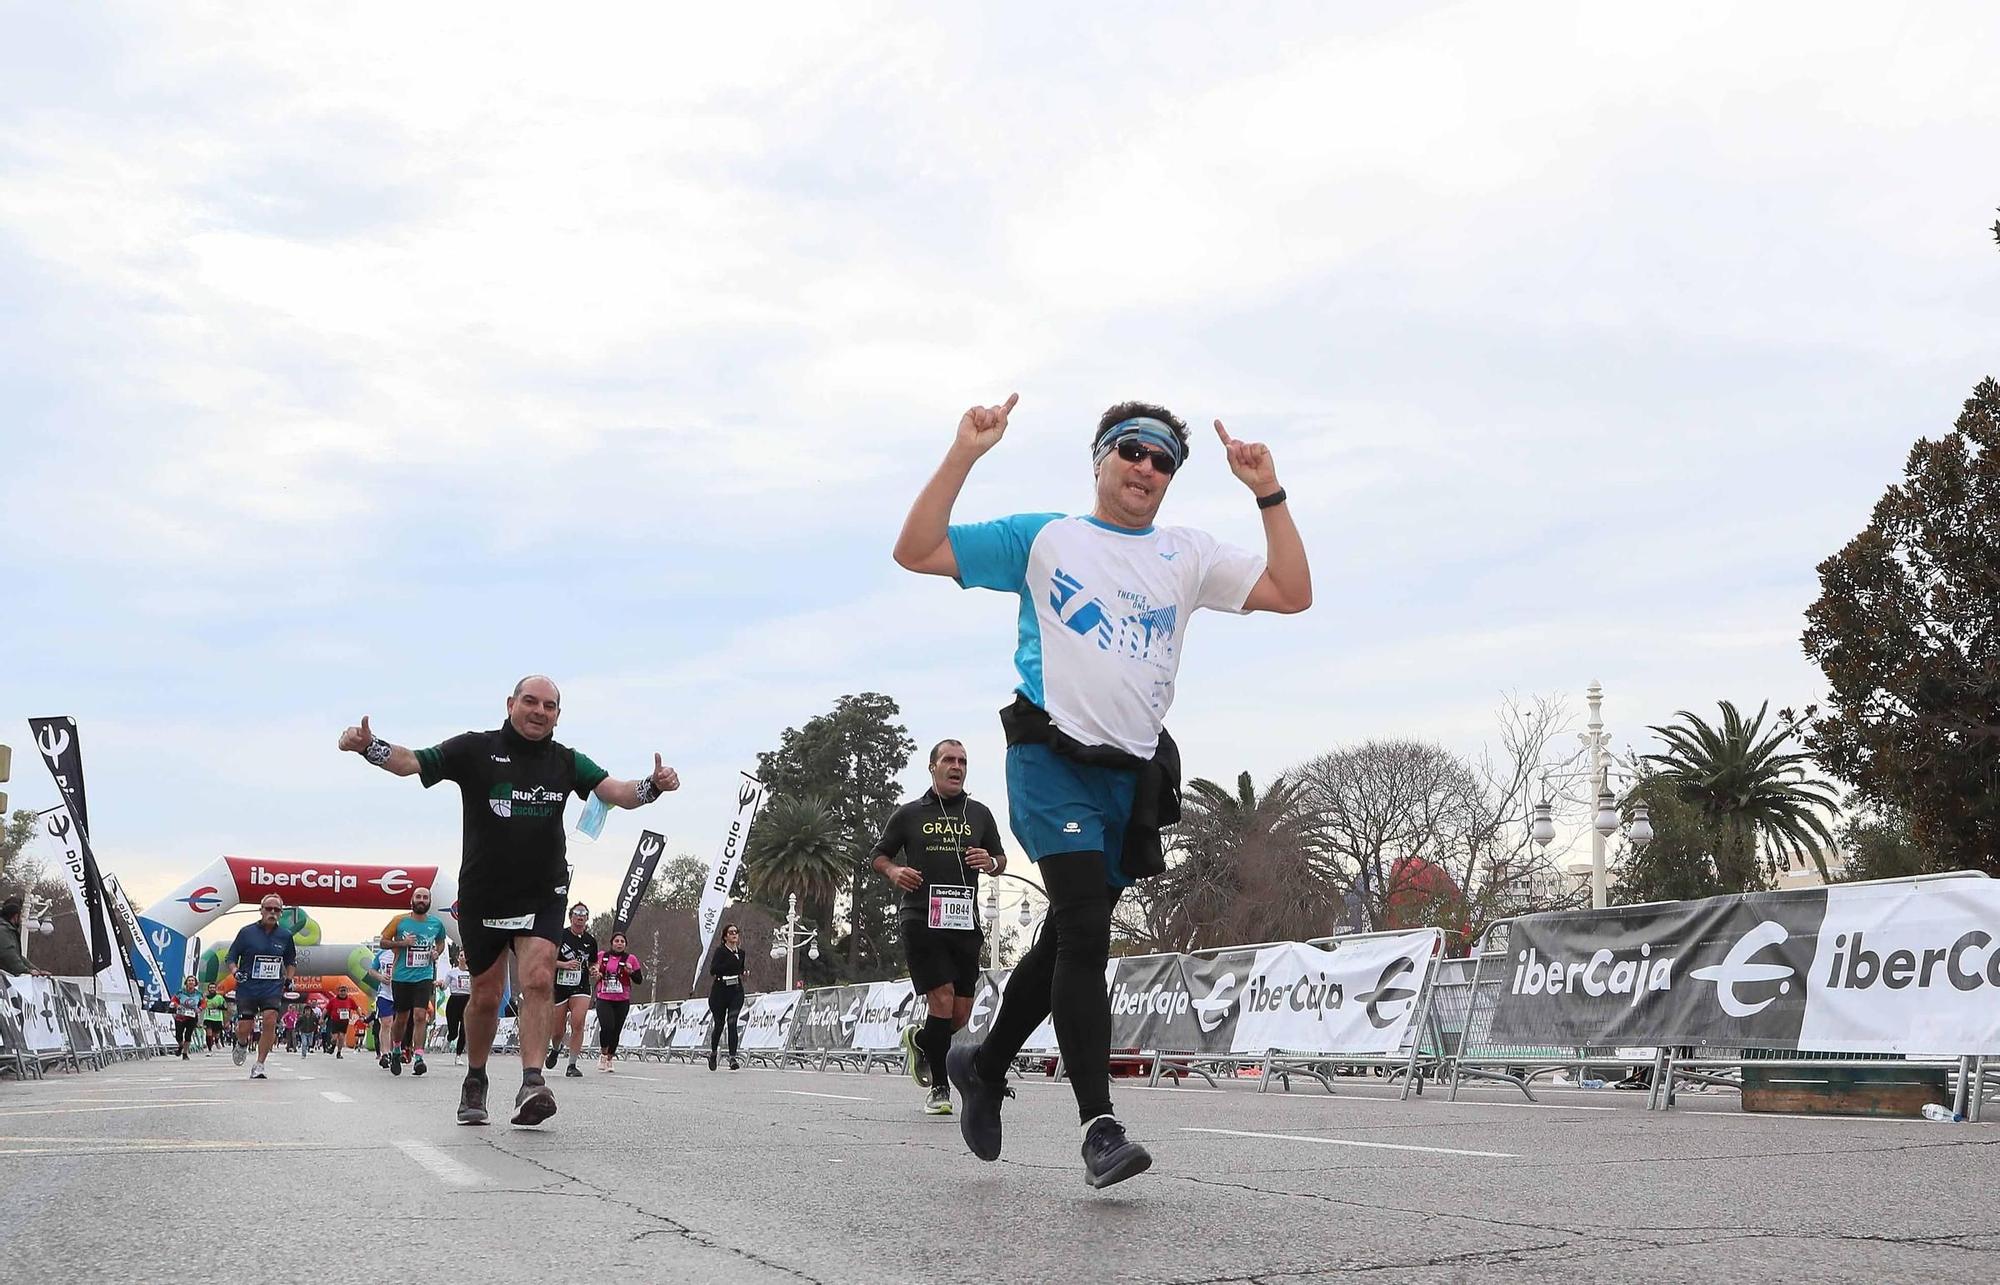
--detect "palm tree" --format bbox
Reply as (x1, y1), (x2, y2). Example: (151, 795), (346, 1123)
(741, 794), (851, 927)
(1643, 701), (1840, 888)
(1147, 772), (1331, 948)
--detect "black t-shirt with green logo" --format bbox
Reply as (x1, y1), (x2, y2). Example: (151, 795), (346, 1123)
(871, 788), (1005, 925)
(416, 724), (609, 912)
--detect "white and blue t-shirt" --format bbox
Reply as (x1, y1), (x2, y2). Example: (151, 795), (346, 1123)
(948, 513), (1266, 757)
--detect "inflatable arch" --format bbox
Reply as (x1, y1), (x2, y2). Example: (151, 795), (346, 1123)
(138, 857), (462, 991)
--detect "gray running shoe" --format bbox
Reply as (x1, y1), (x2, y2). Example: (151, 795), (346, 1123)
(456, 1073), (489, 1126)
(232, 1042), (246, 1067)
(512, 1079), (558, 1127)
(1081, 1116), (1152, 1190)
(249, 1064), (267, 1080)
(946, 1043), (1011, 1161)
(924, 1084), (953, 1116)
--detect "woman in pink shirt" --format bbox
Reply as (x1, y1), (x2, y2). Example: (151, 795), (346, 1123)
(593, 933), (644, 1072)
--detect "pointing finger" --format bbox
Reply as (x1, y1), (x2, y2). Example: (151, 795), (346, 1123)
(1000, 392), (1019, 415)
(1213, 419), (1232, 446)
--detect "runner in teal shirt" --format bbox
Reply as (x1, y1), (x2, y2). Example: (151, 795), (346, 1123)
(376, 886), (449, 1077)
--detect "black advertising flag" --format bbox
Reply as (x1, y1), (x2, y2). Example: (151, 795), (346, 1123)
(612, 830), (666, 938)
(29, 718), (114, 974)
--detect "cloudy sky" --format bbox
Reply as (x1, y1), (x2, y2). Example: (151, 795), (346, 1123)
(3, 3), (1995, 947)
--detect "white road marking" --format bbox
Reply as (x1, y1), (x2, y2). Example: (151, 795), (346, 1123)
(0, 1101), (248, 1118)
(774, 1090), (873, 1102)
(320, 1091), (354, 1104)
(393, 1139), (484, 1187)
(1180, 1127), (1519, 1159)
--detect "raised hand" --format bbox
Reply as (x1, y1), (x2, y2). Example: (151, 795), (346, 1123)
(955, 393), (1019, 459)
(650, 754), (680, 794)
(338, 715), (374, 753)
(1213, 420), (1279, 495)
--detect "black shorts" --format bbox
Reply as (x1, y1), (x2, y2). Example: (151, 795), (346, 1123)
(458, 897), (565, 977)
(391, 980), (432, 1014)
(553, 984), (590, 1006)
(328, 1018), (349, 1033)
(903, 923), (983, 997)
(204, 1019), (224, 1030)
(236, 993), (283, 1018)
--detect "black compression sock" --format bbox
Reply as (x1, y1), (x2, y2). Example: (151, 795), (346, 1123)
(922, 1014), (954, 1084)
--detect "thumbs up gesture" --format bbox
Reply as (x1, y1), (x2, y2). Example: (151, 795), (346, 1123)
(650, 754), (680, 794)
(338, 716), (375, 754)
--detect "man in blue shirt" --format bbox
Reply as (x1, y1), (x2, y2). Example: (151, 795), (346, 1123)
(894, 395), (1311, 1188)
(224, 894), (297, 1079)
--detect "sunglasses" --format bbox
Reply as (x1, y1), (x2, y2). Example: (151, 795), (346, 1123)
(1114, 436), (1177, 476)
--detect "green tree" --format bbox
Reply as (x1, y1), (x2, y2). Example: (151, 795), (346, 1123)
(1803, 377), (2000, 875)
(648, 854), (712, 913)
(1, 808), (41, 884)
(753, 693), (916, 977)
(1611, 776), (1739, 904)
(1643, 701), (1839, 888)
(1837, 806), (1940, 883)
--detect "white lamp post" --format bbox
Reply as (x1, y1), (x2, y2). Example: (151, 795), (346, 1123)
(768, 893), (821, 991)
(979, 874), (1047, 968)
(1532, 681), (1653, 909)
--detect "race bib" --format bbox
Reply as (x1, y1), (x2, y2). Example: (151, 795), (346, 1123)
(448, 974), (471, 996)
(555, 964), (583, 988)
(928, 884), (975, 932)
(482, 913), (536, 930)
(601, 977), (626, 998)
(717, 974), (741, 985)
(406, 943), (434, 969)
(250, 955), (283, 981)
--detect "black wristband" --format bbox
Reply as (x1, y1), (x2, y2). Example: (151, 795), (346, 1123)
(1256, 487), (1288, 510)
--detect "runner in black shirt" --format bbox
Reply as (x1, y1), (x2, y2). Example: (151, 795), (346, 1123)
(547, 905), (598, 1079)
(871, 739), (1006, 1115)
(338, 675), (681, 1127)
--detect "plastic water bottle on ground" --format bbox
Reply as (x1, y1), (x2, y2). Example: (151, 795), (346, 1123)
(1920, 1103), (1962, 1123)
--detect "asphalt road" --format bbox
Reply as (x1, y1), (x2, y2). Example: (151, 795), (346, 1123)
(3, 1049), (1994, 1283)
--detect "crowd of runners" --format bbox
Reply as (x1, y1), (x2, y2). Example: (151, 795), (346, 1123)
(190, 398), (1307, 1191)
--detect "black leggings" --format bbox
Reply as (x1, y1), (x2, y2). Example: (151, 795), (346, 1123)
(597, 998), (631, 1054)
(975, 851), (1120, 1125)
(445, 994), (469, 1054)
(708, 990), (743, 1058)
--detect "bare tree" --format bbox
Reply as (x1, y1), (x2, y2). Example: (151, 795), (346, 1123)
(1292, 694), (1590, 949)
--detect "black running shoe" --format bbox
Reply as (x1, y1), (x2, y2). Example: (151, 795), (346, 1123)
(457, 1073), (489, 1125)
(512, 1079), (558, 1127)
(565, 1062), (582, 1078)
(390, 1051), (403, 1076)
(543, 1045), (560, 1071)
(946, 1043), (1012, 1162)
(411, 1056), (427, 1077)
(1081, 1116), (1152, 1190)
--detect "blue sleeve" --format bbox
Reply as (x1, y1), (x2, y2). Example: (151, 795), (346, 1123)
(948, 513), (1059, 592)
(223, 930), (245, 970)
(283, 935), (297, 965)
